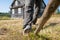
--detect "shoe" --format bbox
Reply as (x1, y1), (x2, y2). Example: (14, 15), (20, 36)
(23, 25), (32, 36)
(23, 29), (30, 36)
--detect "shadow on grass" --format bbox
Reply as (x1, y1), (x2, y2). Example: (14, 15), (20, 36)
(44, 22), (60, 29)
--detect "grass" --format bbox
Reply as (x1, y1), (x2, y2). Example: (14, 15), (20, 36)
(0, 15), (60, 40)
(0, 16), (11, 20)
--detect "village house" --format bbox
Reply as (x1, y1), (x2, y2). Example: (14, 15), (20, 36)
(10, 0), (25, 18)
(10, 0), (46, 18)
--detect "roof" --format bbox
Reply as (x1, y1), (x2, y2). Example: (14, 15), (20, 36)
(10, 0), (25, 8)
(10, 0), (46, 9)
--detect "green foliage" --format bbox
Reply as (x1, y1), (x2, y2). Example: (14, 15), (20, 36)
(0, 12), (11, 17)
(23, 32), (51, 40)
(0, 12), (11, 20)
(56, 9), (60, 14)
(28, 33), (39, 40)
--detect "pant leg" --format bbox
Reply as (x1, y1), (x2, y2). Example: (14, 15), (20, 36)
(23, 0), (34, 29)
(32, 0), (43, 24)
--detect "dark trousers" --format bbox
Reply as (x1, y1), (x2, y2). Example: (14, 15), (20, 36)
(23, 0), (46, 29)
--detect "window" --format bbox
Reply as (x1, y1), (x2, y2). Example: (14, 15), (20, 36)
(12, 9), (14, 14)
(18, 8), (21, 14)
(15, 1), (18, 6)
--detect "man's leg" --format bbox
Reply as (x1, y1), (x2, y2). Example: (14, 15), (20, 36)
(32, 0), (43, 24)
(23, 0), (34, 33)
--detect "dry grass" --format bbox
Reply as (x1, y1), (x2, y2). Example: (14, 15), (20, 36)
(0, 15), (60, 40)
(0, 18), (24, 40)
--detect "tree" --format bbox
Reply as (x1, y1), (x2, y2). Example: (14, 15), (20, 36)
(34, 0), (60, 35)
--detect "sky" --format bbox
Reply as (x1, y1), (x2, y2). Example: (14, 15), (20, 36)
(0, 0), (13, 12)
(0, 0), (59, 12)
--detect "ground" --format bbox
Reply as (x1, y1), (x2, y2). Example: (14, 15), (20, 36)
(0, 14), (60, 40)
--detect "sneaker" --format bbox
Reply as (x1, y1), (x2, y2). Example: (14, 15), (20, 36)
(23, 25), (32, 36)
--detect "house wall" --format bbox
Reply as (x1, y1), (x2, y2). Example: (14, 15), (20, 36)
(11, 7), (24, 18)
(18, 8), (23, 17)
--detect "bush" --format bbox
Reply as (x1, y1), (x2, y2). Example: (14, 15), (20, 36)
(0, 12), (11, 20)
